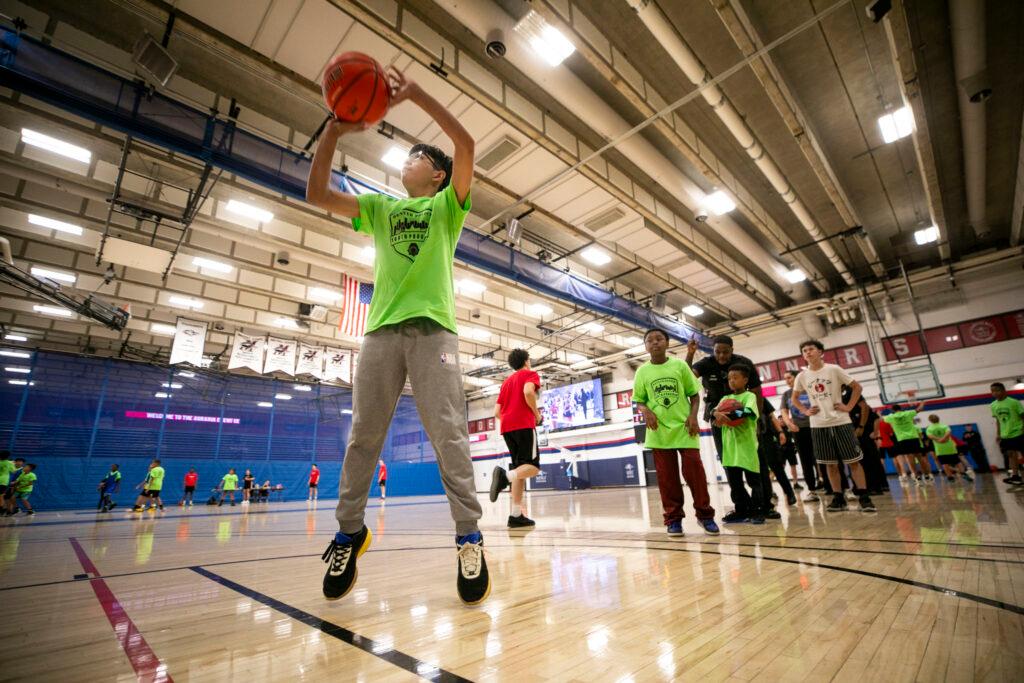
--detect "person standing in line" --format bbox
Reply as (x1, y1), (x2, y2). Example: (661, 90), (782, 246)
(791, 340), (876, 513)
(990, 382), (1024, 486)
(781, 371), (821, 501)
(849, 394), (888, 495)
(377, 460), (387, 500)
(875, 415), (909, 483)
(686, 335), (762, 461)
(960, 424), (989, 472)
(489, 348), (544, 528)
(883, 401), (931, 485)
(716, 366), (765, 525)
(180, 468), (198, 507)
(131, 459), (165, 512)
(2, 457), (25, 516)
(0, 451), (16, 511)
(630, 329), (719, 537)
(242, 469), (255, 505)
(308, 464), (320, 501)
(97, 464), (120, 512)
(218, 468), (239, 506)
(758, 397), (796, 514)
(306, 67), (488, 604)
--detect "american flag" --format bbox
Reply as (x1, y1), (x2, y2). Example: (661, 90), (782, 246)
(339, 275), (373, 338)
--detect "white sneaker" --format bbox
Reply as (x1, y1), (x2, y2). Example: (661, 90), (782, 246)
(803, 492), (819, 502)
(898, 474), (908, 484)
(844, 490), (856, 500)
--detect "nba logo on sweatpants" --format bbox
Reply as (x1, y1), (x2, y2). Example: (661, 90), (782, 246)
(440, 352), (457, 365)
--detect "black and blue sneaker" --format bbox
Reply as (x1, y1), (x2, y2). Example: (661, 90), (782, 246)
(456, 532), (490, 605)
(666, 520), (684, 537)
(322, 525), (372, 600)
(699, 518), (720, 535)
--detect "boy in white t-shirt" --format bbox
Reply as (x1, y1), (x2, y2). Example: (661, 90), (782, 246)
(791, 340), (876, 513)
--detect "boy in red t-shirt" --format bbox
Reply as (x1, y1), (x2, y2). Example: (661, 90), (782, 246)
(308, 464), (320, 501)
(179, 468), (198, 507)
(490, 349), (543, 528)
(377, 460), (388, 500)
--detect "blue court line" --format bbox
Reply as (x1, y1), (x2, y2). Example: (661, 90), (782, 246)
(190, 566), (472, 683)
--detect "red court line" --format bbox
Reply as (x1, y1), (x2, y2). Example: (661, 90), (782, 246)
(68, 537), (173, 683)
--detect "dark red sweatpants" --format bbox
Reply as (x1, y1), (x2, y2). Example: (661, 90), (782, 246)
(652, 448), (715, 524)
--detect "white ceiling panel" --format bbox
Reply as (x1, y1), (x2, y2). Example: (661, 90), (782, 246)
(532, 174), (598, 213)
(275, 1), (355, 81)
(551, 186), (617, 225)
(251, 0), (304, 56)
(175, 0), (271, 47)
(491, 146), (569, 196)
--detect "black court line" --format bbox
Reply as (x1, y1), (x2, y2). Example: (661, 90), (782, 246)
(191, 566), (472, 683)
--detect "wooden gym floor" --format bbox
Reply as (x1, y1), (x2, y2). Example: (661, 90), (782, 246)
(1, 476), (1023, 682)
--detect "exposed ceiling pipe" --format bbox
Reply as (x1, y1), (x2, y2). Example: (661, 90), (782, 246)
(949, 0), (989, 239)
(625, 0), (856, 287)
(434, 0), (804, 298)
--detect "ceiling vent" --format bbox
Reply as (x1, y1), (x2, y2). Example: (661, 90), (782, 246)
(584, 206), (626, 232)
(477, 135), (521, 171)
(132, 34), (178, 87)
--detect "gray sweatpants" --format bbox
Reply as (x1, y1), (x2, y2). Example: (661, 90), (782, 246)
(336, 318), (482, 536)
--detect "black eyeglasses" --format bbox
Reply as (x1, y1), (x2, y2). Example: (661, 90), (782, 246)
(408, 149), (441, 171)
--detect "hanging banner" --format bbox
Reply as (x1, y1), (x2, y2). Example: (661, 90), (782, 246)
(323, 347), (349, 382)
(263, 336), (296, 375)
(347, 350), (360, 384)
(169, 318), (208, 366)
(296, 342), (324, 379)
(227, 331), (265, 373)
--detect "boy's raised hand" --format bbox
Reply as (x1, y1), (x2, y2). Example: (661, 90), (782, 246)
(387, 67), (421, 106)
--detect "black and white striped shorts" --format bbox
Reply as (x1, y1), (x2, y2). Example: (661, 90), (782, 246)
(811, 424), (863, 464)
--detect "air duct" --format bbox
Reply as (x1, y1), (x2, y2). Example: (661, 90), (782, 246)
(949, 0), (989, 239)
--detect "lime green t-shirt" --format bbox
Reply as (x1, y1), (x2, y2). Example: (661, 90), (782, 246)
(884, 410), (920, 441)
(146, 466), (165, 492)
(925, 423), (958, 456)
(14, 471), (35, 493)
(720, 391), (759, 473)
(353, 184), (471, 335)
(633, 357), (701, 450)
(991, 397), (1024, 438)
(0, 460), (14, 486)
(222, 473), (238, 491)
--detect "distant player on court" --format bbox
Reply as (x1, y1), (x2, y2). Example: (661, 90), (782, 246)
(307, 65), (488, 604)
(925, 415), (966, 483)
(97, 464), (120, 512)
(308, 464), (320, 501)
(632, 329), (718, 537)
(377, 460), (387, 500)
(490, 348), (543, 528)
(131, 460), (165, 512)
(0, 451), (15, 510)
(218, 468), (239, 506)
(883, 400), (930, 485)
(990, 382), (1023, 486)
(791, 340), (875, 513)
(8, 463), (36, 515)
(180, 468), (198, 507)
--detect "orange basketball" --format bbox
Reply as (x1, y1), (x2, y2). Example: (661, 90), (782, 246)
(716, 397), (746, 427)
(321, 52), (390, 124)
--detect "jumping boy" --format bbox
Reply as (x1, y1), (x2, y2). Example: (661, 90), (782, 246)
(131, 459), (165, 512)
(306, 66), (487, 604)
(180, 468), (198, 506)
(97, 464), (120, 512)
(990, 382), (1023, 486)
(716, 365), (764, 524)
(218, 468), (238, 506)
(8, 463), (36, 515)
(490, 348), (544, 528)
(791, 340), (876, 513)
(632, 329), (718, 537)
(884, 401), (931, 484)
(925, 415), (965, 483)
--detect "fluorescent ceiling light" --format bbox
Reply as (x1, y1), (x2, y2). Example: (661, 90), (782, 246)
(168, 295), (204, 310)
(33, 304), (73, 317)
(704, 190), (736, 216)
(566, 352), (587, 363)
(914, 225), (939, 245)
(21, 128), (91, 163)
(456, 279), (486, 295)
(192, 256), (233, 273)
(275, 317), (300, 329)
(4, 334), (28, 342)
(154, 392), (171, 398)
(161, 382), (183, 389)
(878, 106), (914, 143)
(5, 367), (30, 374)
(515, 10), (576, 67)
(9, 379), (33, 386)
(381, 146), (409, 170)
(464, 376), (496, 387)
(28, 214), (83, 236)
(309, 287), (341, 303)
(176, 371), (196, 378)
(257, 401), (273, 408)
(0, 350), (31, 358)
(526, 303), (553, 317)
(784, 269), (807, 284)
(682, 304), (704, 317)
(150, 323), (177, 336)
(275, 393), (291, 400)
(31, 267), (76, 284)
(581, 247), (610, 265)
(293, 385), (312, 392)
(226, 199), (273, 223)
(583, 322), (604, 334)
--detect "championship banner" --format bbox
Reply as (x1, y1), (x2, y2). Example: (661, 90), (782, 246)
(323, 347), (349, 382)
(227, 331), (265, 373)
(169, 318), (207, 366)
(296, 342), (324, 379)
(263, 336), (297, 375)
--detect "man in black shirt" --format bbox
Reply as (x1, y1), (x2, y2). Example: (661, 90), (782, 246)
(686, 335), (762, 459)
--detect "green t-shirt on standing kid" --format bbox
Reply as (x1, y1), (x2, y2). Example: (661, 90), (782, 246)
(720, 391), (759, 473)
(632, 357), (701, 450)
(884, 410), (920, 442)
(14, 471), (35, 493)
(0, 460), (14, 486)
(353, 184), (471, 335)
(222, 473), (238, 491)
(925, 423), (958, 456)
(990, 397), (1024, 438)
(146, 466), (165, 491)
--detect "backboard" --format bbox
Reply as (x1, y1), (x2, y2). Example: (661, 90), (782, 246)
(877, 360), (945, 405)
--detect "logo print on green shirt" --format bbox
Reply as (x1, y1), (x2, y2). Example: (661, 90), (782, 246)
(389, 207), (431, 261)
(652, 378), (680, 408)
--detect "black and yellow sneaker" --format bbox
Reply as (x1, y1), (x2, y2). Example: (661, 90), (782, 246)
(489, 467), (510, 502)
(321, 526), (373, 600)
(456, 532), (490, 605)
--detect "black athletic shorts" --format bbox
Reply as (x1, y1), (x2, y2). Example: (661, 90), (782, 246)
(1000, 435), (1024, 453)
(308, 482), (318, 489)
(142, 489), (160, 498)
(243, 481), (252, 490)
(937, 454), (960, 466)
(503, 427), (540, 469)
(0, 484), (6, 496)
(781, 443), (797, 466)
(184, 486), (195, 493)
(378, 479), (386, 488)
(894, 438), (923, 456)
